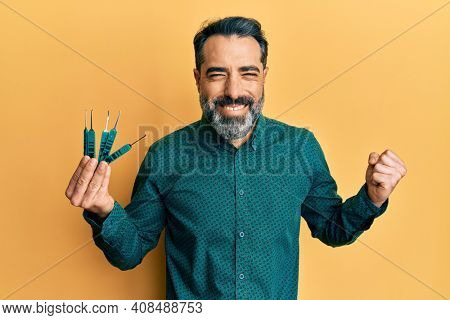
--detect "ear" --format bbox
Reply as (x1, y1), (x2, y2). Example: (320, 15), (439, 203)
(262, 66), (269, 84)
(193, 68), (201, 93)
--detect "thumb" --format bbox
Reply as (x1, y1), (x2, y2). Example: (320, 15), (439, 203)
(368, 152), (379, 166)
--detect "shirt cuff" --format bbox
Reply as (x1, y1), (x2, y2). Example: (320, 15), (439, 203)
(357, 182), (389, 218)
(82, 201), (122, 234)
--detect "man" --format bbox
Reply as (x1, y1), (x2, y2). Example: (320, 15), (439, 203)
(65, 16), (407, 299)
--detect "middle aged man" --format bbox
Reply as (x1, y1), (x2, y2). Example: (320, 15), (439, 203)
(66, 16), (407, 299)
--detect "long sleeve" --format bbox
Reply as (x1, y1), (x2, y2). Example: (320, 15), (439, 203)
(82, 144), (167, 270)
(300, 130), (389, 248)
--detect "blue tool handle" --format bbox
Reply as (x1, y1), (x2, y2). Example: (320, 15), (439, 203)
(101, 129), (117, 159)
(87, 129), (96, 158)
(83, 128), (88, 156)
(98, 131), (109, 161)
(104, 144), (131, 163)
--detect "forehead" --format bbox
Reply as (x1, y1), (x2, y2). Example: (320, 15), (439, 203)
(201, 34), (262, 69)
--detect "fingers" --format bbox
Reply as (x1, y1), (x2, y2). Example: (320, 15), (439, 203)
(82, 161), (109, 207)
(65, 156), (90, 199)
(373, 162), (395, 174)
(378, 150), (407, 177)
(100, 165), (112, 194)
(385, 149), (407, 170)
(70, 158), (98, 206)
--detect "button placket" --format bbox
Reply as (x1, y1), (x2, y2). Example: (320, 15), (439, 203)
(234, 149), (248, 298)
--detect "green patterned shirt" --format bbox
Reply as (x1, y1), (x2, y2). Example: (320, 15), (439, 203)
(83, 112), (389, 299)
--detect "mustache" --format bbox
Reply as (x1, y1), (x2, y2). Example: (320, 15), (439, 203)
(213, 95), (254, 108)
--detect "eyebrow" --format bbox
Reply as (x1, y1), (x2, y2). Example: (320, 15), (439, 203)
(205, 65), (260, 75)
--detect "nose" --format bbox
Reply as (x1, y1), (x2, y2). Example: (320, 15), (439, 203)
(224, 74), (243, 101)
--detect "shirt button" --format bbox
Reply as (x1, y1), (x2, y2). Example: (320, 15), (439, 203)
(239, 231), (245, 238)
(239, 273), (245, 280)
(239, 189), (244, 196)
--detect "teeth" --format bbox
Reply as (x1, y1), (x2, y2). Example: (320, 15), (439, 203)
(223, 104), (246, 111)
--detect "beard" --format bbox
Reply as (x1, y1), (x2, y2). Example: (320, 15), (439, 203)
(199, 89), (265, 140)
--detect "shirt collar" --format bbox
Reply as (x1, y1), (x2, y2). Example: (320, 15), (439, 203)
(198, 112), (267, 153)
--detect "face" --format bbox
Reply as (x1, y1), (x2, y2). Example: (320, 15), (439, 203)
(194, 34), (268, 140)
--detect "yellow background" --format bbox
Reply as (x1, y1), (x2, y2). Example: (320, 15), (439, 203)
(0, 0), (449, 299)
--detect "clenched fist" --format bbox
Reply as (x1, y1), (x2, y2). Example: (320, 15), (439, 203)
(365, 149), (407, 207)
(65, 156), (115, 218)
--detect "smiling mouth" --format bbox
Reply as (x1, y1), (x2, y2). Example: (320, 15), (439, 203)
(220, 104), (248, 111)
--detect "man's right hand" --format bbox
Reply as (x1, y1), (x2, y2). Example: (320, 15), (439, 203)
(65, 156), (115, 218)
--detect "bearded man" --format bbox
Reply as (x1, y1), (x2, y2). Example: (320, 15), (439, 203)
(66, 16), (407, 300)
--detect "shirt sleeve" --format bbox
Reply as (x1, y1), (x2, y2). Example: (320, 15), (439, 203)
(82, 143), (167, 270)
(300, 130), (389, 248)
